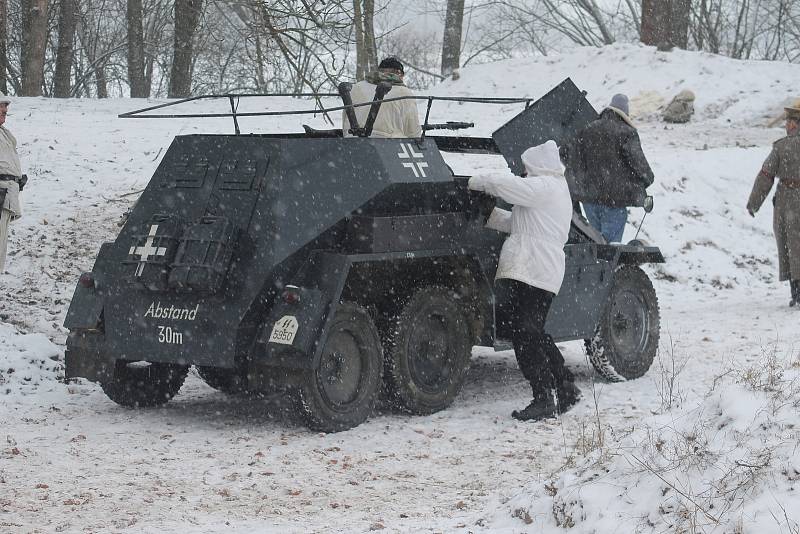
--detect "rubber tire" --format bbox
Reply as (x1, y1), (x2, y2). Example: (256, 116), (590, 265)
(100, 360), (189, 407)
(585, 265), (660, 381)
(295, 302), (383, 433)
(382, 286), (471, 414)
(196, 366), (248, 394)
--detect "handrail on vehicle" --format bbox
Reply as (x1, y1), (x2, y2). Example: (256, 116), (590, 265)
(117, 93), (536, 136)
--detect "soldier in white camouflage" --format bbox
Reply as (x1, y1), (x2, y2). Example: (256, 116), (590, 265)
(747, 105), (800, 307)
(0, 92), (25, 272)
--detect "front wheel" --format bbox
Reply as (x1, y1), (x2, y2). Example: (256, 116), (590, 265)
(100, 360), (189, 407)
(585, 265), (659, 381)
(295, 302), (383, 432)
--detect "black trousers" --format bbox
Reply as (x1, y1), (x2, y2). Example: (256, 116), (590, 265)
(497, 279), (569, 397)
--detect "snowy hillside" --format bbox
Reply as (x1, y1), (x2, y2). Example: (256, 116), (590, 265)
(1, 43), (799, 533)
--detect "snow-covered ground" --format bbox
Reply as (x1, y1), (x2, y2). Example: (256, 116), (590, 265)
(1, 44), (799, 533)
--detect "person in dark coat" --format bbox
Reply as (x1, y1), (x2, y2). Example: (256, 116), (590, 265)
(576, 94), (655, 242)
(747, 105), (800, 307)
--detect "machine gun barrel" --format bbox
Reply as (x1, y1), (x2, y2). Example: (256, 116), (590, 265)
(422, 121), (474, 131)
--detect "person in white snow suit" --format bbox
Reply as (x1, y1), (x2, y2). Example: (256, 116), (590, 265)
(468, 140), (581, 421)
(0, 92), (25, 271)
(342, 57), (422, 139)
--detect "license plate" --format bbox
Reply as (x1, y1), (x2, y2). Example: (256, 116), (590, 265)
(269, 315), (299, 345)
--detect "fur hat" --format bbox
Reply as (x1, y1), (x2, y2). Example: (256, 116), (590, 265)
(785, 105), (800, 121)
(378, 57), (404, 74)
(0, 92), (10, 105)
(609, 93), (629, 115)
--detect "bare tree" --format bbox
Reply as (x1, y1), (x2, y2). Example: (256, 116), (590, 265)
(54, 0), (78, 97)
(688, 0), (799, 61)
(642, 0), (691, 49)
(540, 0), (616, 45)
(169, 0), (201, 97)
(0, 0), (7, 93)
(440, 0), (464, 77)
(220, 0), (352, 93)
(20, 0), (48, 95)
(353, 0), (377, 80)
(127, 0), (149, 96)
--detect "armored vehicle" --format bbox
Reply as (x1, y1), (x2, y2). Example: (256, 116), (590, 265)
(64, 79), (663, 432)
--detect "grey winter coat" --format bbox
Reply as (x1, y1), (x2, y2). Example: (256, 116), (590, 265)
(747, 132), (800, 281)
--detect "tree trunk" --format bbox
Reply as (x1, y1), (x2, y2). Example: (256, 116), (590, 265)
(363, 0), (377, 73)
(353, 0), (364, 80)
(127, 0), (149, 97)
(0, 0), (7, 94)
(641, 0), (690, 50)
(169, 0), (201, 98)
(95, 63), (108, 98)
(254, 33), (265, 90)
(441, 0), (465, 77)
(54, 0), (77, 98)
(20, 0), (48, 96)
(353, 0), (376, 81)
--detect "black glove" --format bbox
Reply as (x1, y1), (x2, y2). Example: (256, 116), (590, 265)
(18, 174), (27, 191)
(470, 191), (496, 223)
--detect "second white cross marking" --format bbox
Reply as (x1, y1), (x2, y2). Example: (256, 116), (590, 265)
(129, 224), (168, 277)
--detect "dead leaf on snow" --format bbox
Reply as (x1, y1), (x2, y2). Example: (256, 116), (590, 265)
(512, 508), (533, 525)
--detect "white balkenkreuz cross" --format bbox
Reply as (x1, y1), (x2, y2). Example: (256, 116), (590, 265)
(128, 224), (167, 277)
(397, 143), (429, 178)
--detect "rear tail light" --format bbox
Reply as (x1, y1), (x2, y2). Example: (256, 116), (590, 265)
(78, 272), (95, 288)
(282, 285), (301, 304)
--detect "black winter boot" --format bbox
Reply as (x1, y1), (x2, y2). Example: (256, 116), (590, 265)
(556, 380), (582, 414)
(512, 391), (557, 421)
(790, 280), (800, 307)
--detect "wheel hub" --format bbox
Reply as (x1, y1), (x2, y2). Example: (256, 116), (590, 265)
(318, 329), (364, 406)
(410, 311), (453, 392)
(610, 289), (649, 362)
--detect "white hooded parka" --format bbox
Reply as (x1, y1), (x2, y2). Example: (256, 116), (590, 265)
(468, 140), (573, 294)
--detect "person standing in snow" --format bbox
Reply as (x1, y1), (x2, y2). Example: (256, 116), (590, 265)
(468, 140), (581, 421)
(747, 105), (800, 308)
(0, 92), (25, 272)
(342, 57), (422, 139)
(574, 94), (654, 242)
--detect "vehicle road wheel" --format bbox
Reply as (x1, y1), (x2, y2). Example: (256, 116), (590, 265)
(382, 286), (472, 414)
(585, 265), (659, 381)
(100, 360), (189, 407)
(296, 302), (383, 432)
(196, 366), (248, 394)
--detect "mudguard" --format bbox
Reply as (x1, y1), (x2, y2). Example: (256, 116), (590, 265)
(253, 252), (350, 369)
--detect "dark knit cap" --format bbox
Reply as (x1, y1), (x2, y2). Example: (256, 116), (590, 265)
(379, 57), (404, 73)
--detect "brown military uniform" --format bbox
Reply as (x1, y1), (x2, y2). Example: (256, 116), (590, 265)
(746, 131), (800, 282)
